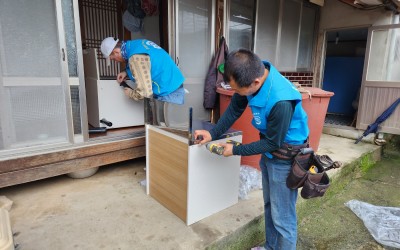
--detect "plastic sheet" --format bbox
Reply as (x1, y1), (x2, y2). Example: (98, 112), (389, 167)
(139, 179), (146, 187)
(239, 166), (262, 200)
(345, 199), (400, 248)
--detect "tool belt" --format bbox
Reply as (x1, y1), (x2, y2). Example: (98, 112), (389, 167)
(259, 133), (309, 160)
(271, 141), (309, 160)
(286, 148), (331, 199)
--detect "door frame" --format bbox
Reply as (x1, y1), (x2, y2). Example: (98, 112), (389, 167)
(356, 24), (400, 134)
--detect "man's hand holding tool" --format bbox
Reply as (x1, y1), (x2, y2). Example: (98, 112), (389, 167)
(194, 130), (242, 157)
(193, 130), (211, 145)
(216, 140), (240, 157)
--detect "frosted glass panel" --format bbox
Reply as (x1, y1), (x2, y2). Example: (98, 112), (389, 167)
(178, 0), (212, 78)
(278, 0), (301, 71)
(8, 87), (68, 146)
(71, 86), (82, 134)
(367, 28), (400, 82)
(62, 0), (78, 77)
(228, 0), (255, 51)
(297, 5), (316, 71)
(254, 0), (279, 63)
(0, 0), (70, 151)
(0, 0), (60, 77)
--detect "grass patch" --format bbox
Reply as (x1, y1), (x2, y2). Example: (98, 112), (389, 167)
(359, 154), (375, 174)
(295, 150), (400, 250)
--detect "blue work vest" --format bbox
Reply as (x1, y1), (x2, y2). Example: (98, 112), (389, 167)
(247, 61), (309, 157)
(123, 40), (185, 97)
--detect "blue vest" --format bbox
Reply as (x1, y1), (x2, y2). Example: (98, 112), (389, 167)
(123, 40), (185, 97)
(247, 61), (309, 157)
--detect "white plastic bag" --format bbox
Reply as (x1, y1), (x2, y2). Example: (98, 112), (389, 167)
(238, 165), (262, 200)
(345, 199), (400, 248)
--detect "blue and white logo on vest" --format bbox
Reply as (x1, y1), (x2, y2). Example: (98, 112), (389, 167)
(146, 41), (161, 49)
(253, 112), (262, 125)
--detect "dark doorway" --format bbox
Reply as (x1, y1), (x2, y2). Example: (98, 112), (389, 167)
(322, 27), (368, 127)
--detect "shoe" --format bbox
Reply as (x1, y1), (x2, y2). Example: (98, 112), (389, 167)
(251, 247), (266, 250)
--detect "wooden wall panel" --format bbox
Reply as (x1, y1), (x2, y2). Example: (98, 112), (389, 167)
(148, 129), (188, 222)
(358, 86), (400, 134)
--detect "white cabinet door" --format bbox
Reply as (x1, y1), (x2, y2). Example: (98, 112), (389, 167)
(0, 0), (73, 154)
(357, 24), (400, 134)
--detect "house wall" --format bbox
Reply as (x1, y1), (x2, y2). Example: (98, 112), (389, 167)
(313, 0), (396, 87)
(281, 72), (313, 87)
(320, 0), (393, 29)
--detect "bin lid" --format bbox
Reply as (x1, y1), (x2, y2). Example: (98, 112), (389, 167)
(216, 87), (235, 96)
(301, 87), (334, 99)
(217, 87), (334, 98)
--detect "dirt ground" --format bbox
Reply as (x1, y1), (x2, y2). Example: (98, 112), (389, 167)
(296, 137), (400, 250)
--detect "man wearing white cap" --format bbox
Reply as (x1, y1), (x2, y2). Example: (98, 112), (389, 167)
(100, 37), (185, 104)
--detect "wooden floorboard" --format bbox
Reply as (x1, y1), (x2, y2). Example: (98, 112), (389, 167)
(0, 146), (145, 188)
(0, 126), (146, 188)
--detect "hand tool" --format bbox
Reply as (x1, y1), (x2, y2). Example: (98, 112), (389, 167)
(206, 140), (241, 155)
(226, 140), (241, 146)
(309, 165), (318, 174)
(100, 118), (113, 127)
(194, 135), (203, 144)
(206, 143), (224, 155)
(188, 107), (194, 145)
(119, 81), (134, 89)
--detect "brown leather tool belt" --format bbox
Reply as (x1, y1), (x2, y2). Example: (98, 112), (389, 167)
(260, 133), (309, 160)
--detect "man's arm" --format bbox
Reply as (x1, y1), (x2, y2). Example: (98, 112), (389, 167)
(209, 93), (248, 140)
(125, 54), (153, 100)
(232, 100), (295, 156)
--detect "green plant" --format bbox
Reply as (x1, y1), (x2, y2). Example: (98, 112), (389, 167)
(359, 154), (375, 174)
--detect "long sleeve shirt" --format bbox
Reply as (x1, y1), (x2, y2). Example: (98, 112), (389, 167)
(209, 93), (295, 156)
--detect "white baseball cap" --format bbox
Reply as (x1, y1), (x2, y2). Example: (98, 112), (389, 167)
(100, 37), (119, 66)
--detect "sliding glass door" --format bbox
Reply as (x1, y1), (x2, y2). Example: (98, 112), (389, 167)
(0, 0), (73, 155)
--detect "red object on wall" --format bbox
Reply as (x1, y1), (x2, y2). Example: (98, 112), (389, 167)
(217, 87), (334, 169)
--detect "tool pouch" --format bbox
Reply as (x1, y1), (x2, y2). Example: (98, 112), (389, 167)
(286, 148), (330, 199)
(301, 171), (330, 199)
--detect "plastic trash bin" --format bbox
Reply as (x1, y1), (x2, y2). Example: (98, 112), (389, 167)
(301, 87), (334, 151)
(217, 87), (261, 169)
(216, 87), (334, 168)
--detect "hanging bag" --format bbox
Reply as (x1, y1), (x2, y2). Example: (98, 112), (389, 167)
(286, 148), (331, 199)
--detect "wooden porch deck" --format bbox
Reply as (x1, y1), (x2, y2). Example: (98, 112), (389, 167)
(0, 127), (146, 188)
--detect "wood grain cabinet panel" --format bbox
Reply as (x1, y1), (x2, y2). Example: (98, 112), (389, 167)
(146, 125), (242, 225)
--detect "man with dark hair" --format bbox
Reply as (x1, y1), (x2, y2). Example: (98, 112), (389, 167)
(100, 37), (185, 105)
(194, 49), (309, 250)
